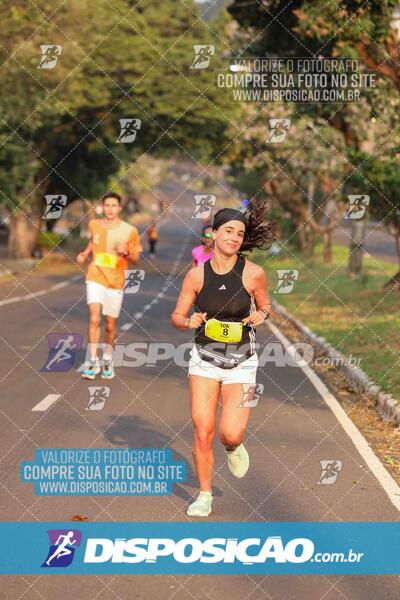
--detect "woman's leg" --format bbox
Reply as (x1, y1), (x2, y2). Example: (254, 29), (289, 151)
(219, 383), (252, 450)
(189, 375), (220, 492)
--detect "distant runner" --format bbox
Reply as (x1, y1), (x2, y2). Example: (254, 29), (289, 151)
(77, 192), (143, 380)
(171, 201), (275, 517)
(191, 225), (214, 267)
(146, 221), (159, 258)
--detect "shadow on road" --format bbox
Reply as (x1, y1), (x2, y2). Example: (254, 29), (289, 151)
(104, 414), (222, 500)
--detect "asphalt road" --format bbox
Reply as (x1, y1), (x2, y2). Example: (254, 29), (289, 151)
(1, 185), (399, 599)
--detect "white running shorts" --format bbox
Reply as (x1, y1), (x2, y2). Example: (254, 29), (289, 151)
(188, 344), (258, 385)
(86, 281), (124, 318)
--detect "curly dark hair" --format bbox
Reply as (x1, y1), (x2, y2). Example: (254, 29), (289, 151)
(241, 199), (276, 253)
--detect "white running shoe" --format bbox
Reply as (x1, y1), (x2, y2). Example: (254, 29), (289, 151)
(186, 491), (213, 517)
(227, 443), (249, 478)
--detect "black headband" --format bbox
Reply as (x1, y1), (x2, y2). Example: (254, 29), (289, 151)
(212, 208), (247, 231)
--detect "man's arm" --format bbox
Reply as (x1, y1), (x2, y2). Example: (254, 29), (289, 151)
(127, 249), (140, 264)
(76, 222), (94, 265)
(82, 240), (92, 258)
(76, 240), (92, 265)
(126, 229), (143, 264)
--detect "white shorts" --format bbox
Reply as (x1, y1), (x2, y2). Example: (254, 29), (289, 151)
(86, 281), (124, 318)
(188, 345), (258, 385)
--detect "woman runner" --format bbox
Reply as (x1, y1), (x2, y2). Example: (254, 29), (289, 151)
(191, 225), (214, 267)
(171, 201), (275, 517)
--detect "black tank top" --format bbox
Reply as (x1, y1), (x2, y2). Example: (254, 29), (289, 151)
(194, 255), (256, 367)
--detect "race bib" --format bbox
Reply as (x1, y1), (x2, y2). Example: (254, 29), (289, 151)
(205, 318), (243, 343)
(94, 252), (117, 269)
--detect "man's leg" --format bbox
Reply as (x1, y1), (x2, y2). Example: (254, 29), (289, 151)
(88, 303), (102, 360)
(104, 315), (117, 360)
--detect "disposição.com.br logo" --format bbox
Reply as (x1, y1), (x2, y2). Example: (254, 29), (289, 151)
(41, 529), (82, 568)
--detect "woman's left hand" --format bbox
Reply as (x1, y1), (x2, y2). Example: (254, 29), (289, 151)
(242, 310), (267, 327)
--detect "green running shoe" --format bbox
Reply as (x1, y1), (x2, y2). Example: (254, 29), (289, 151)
(186, 491), (213, 517)
(227, 443), (249, 478)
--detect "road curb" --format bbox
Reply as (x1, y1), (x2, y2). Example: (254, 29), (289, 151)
(272, 299), (400, 427)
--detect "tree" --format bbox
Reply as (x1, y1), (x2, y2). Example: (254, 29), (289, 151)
(0, 0), (234, 257)
(228, 0), (400, 273)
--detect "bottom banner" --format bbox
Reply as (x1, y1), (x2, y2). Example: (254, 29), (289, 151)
(1, 522), (399, 574)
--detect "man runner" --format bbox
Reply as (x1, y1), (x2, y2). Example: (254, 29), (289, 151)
(77, 192), (143, 379)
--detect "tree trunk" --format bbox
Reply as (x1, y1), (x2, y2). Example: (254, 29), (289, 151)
(295, 220), (307, 254)
(303, 224), (315, 258)
(7, 210), (40, 258)
(395, 231), (400, 269)
(323, 230), (332, 263)
(348, 218), (366, 276)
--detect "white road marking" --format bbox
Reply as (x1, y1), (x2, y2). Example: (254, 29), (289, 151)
(120, 323), (133, 331)
(0, 274), (82, 307)
(267, 321), (400, 513)
(32, 394), (61, 412)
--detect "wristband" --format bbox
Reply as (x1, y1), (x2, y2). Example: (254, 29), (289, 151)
(260, 308), (270, 320)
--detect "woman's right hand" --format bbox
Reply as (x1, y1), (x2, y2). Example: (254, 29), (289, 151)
(187, 312), (207, 329)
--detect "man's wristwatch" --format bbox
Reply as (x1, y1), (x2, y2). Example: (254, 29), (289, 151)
(260, 308), (270, 320)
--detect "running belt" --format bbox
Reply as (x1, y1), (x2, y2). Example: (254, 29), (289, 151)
(194, 255), (256, 368)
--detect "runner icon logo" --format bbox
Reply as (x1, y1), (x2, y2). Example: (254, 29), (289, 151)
(38, 45), (62, 69)
(191, 45), (215, 69)
(268, 119), (291, 143)
(41, 529), (82, 568)
(41, 333), (82, 372)
(274, 270), (299, 294)
(123, 270), (145, 294)
(317, 460), (342, 485)
(42, 194), (67, 220)
(86, 386), (110, 411)
(346, 195), (370, 220)
(192, 194), (216, 219)
(239, 383), (264, 408)
(117, 118), (142, 143)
